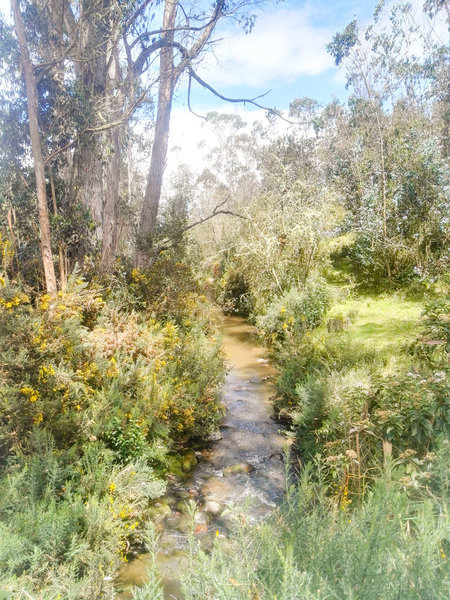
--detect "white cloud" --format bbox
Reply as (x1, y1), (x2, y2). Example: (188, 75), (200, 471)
(198, 7), (335, 88)
(0, 0), (11, 23)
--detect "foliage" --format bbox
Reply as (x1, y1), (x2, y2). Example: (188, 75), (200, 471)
(371, 370), (449, 454)
(180, 464), (449, 600)
(217, 265), (254, 316)
(412, 295), (450, 362)
(0, 1), (449, 597)
(0, 266), (225, 596)
(0, 431), (165, 599)
(256, 278), (331, 341)
(270, 291), (449, 497)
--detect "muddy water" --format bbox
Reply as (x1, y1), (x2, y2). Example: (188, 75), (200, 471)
(117, 316), (286, 598)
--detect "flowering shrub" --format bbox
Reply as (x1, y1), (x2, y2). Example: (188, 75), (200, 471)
(256, 278), (331, 342)
(0, 272), (224, 460)
(0, 266), (225, 596)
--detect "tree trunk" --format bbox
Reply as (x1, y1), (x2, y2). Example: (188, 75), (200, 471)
(102, 126), (120, 268)
(101, 41), (123, 268)
(12, 0), (57, 294)
(135, 0), (179, 266)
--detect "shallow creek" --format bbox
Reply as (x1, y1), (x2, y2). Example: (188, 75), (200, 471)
(117, 316), (286, 598)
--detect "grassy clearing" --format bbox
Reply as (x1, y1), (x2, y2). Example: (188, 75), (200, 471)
(326, 294), (422, 354)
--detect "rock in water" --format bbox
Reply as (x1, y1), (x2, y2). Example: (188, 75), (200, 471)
(181, 451), (198, 473)
(207, 430), (223, 442)
(222, 462), (255, 476)
(194, 511), (211, 525)
(204, 500), (221, 515)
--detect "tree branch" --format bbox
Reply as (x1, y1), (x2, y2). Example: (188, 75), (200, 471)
(43, 85), (151, 166)
(188, 65), (276, 110)
(133, 38), (166, 75)
(148, 198), (247, 265)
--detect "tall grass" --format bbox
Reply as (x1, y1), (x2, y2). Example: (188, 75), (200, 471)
(177, 457), (448, 600)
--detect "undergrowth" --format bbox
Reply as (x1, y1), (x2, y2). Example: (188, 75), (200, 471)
(0, 263), (225, 599)
(267, 287), (447, 485)
(176, 456), (448, 600)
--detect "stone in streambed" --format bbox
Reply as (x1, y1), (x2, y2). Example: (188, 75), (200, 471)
(207, 430), (223, 442)
(146, 502), (172, 519)
(174, 514), (191, 533)
(176, 500), (193, 514)
(222, 462), (255, 476)
(204, 500), (221, 515)
(194, 511), (211, 525)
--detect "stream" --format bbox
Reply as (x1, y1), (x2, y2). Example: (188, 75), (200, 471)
(117, 316), (286, 598)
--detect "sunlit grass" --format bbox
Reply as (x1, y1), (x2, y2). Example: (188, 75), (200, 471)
(326, 294), (422, 361)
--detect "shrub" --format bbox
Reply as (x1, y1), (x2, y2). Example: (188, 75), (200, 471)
(371, 370), (450, 454)
(0, 431), (165, 599)
(0, 266), (226, 596)
(217, 267), (254, 316)
(411, 295), (450, 364)
(257, 278), (331, 341)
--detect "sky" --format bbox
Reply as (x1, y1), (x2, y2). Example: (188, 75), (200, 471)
(187, 0), (376, 111)
(167, 0), (379, 177)
(0, 0), (373, 108)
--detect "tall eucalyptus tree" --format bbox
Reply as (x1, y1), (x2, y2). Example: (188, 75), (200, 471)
(4, 0), (264, 277)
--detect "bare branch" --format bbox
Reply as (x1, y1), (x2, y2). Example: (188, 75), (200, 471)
(187, 73), (207, 120)
(148, 198), (247, 265)
(133, 37), (166, 74)
(183, 62), (307, 126)
(188, 66), (275, 111)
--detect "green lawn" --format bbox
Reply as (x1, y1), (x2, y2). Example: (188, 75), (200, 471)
(325, 294), (423, 363)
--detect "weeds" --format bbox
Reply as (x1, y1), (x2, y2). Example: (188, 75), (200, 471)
(180, 462), (449, 600)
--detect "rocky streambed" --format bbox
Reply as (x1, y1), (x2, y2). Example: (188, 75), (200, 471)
(117, 316), (286, 599)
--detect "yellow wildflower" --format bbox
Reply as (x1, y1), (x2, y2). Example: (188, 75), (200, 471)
(20, 387), (40, 403)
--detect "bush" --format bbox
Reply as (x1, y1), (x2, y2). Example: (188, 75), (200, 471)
(0, 431), (165, 599)
(411, 295), (450, 363)
(0, 266), (226, 596)
(256, 278), (331, 341)
(217, 267), (254, 316)
(371, 370), (450, 454)
(270, 289), (449, 498)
